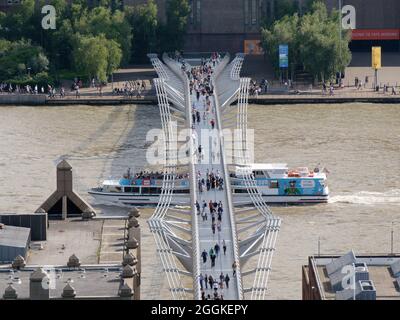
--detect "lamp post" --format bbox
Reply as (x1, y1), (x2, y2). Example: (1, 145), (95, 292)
(27, 67), (31, 78)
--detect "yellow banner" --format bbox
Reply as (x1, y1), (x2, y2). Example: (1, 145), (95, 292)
(372, 46), (381, 69)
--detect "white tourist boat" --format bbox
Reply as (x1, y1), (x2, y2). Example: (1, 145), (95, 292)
(89, 164), (329, 206)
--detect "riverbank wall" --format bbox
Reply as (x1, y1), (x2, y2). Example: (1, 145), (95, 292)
(1, 94), (400, 106)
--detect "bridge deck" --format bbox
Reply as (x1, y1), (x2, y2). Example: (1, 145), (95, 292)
(192, 89), (239, 300)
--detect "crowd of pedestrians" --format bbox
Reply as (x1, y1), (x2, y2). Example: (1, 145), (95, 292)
(113, 80), (147, 98)
(187, 54), (239, 300)
(0, 82), (66, 97)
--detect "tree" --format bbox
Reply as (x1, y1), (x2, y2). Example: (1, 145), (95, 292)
(71, 6), (132, 65)
(73, 34), (122, 83)
(105, 39), (123, 76)
(261, 1), (351, 83)
(298, 2), (351, 82)
(261, 14), (300, 76)
(0, 0), (35, 41)
(161, 0), (190, 52)
(126, 0), (158, 63)
(0, 39), (49, 81)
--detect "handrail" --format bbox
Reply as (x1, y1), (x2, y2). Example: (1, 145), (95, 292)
(212, 75), (244, 300)
(163, 54), (202, 300)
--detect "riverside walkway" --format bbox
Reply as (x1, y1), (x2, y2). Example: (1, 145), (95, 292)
(147, 52), (281, 300)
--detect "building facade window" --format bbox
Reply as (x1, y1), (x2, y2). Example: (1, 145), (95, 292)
(189, 0), (194, 24)
(196, 0), (201, 24)
(251, 0), (257, 25)
(244, 0), (250, 25)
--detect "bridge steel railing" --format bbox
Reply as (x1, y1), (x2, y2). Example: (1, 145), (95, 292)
(214, 53), (282, 300)
(163, 53), (202, 300)
(147, 54), (194, 299)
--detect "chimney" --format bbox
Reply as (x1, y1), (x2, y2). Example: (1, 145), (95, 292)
(67, 254), (81, 268)
(61, 283), (76, 299)
(12, 255), (26, 269)
(122, 253), (138, 267)
(30, 268), (50, 300)
(118, 283), (133, 300)
(3, 284), (18, 299)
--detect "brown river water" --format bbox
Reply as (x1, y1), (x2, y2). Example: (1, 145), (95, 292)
(0, 103), (399, 299)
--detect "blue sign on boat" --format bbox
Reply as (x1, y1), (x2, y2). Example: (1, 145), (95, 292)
(279, 44), (289, 68)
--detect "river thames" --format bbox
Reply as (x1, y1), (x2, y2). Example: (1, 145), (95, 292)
(0, 103), (399, 299)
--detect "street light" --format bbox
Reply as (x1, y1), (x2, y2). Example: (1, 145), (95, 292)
(27, 67), (31, 78)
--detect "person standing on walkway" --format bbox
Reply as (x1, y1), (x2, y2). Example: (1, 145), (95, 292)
(219, 273), (225, 289)
(202, 249), (208, 263)
(232, 261), (237, 277)
(201, 209), (207, 221)
(224, 274), (230, 288)
(214, 243), (220, 257)
(210, 119), (215, 130)
(196, 201), (200, 215)
(199, 273), (204, 290)
(223, 240), (227, 255)
(210, 254), (216, 268)
(211, 222), (216, 235)
(204, 274), (208, 289)
(208, 275), (213, 289)
(217, 221), (222, 232)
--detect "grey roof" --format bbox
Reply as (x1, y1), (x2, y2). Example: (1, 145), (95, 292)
(336, 282), (361, 300)
(326, 250), (356, 276)
(0, 225), (30, 248)
(391, 259), (400, 277)
(0, 266), (124, 299)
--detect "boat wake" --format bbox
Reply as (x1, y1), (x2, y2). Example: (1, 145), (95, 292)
(329, 189), (400, 205)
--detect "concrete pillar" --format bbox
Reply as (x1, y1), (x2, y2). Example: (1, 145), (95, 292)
(62, 195), (67, 220)
(56, 160), (73, 193)
(29, 268), (50, 300)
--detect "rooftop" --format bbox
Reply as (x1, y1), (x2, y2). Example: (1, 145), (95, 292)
(0, 265), (125, 299)
(310, 252), (400, 300)
(0, 225), (30, 248)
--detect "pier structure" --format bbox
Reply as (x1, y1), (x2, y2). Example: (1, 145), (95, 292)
(147, 52), (281, 300)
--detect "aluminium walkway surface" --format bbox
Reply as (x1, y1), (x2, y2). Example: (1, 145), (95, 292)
(191, 83), (239, 300)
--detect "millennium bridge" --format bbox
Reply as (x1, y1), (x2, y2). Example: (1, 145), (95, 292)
(147, 52), (281, 300)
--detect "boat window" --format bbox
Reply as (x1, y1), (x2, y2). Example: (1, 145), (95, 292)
(115, 186), (121, 192)
(124, 187), (132, 192)
(269, 180), (279, 188)
(174, 189), (190, 194)
(132, 187), (140, 193)
(150, 187), (160, 194)
(141, 187), (150, 194)
(234, 188), (249, 194)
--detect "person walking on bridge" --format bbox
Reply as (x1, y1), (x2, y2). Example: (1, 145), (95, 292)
(232, 261), (237, 277)
(196, 201), (200, 214)
(214, 243), (220, 257)
(199, 273), (204, 290)
(223, 240), (227, 255)
(201, 249), (208, 263)
(224, 274), (230, 289)
(210, 253), (216, 268)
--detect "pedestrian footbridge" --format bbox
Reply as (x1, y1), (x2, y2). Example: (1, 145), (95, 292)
(147, 52), (281, 300)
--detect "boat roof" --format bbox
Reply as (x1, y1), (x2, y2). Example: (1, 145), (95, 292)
(243, 163), (288, 171)
(103, 180), (121, 186)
